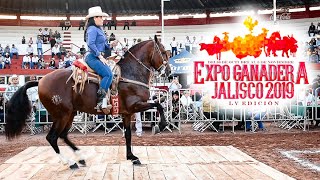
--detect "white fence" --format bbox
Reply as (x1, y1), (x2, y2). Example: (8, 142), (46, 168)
(0, 88), (319, 135)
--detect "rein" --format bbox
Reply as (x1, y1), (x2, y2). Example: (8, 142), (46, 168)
(117, 40), (168, 88)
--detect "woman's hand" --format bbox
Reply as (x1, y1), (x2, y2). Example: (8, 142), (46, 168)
(110, 40), (118, 47)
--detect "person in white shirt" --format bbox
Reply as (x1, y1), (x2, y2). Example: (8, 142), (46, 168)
(22, 54), (31, 69)
(26, 76), (38, 104)
(169, 77), (182, 92)
(58, 59), (65, 69)
(69, 53), (76, 65)
(170, 37), (178, 57)
(191, 36), (198, 54)
(42, 28), (50, 43)
(180, 90), (193, 107)
(31, 55), (39, 69)
(51, 44), (61, 59)
(304, 89), (315, 106)
(184, 36), (191, 52)
(26, 44), (34, 55)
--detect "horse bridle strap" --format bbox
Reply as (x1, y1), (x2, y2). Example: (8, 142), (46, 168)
(120, 77), (149, 89)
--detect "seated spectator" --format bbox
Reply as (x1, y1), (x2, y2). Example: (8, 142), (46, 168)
(316, 37), (320, 47)
(58, 59), (65, 69)
(28, 37), (33, 44)
(3, 53), (11, 68)
(51, 44), (61, 59)
(202, 93), (222, 131)
(309, 48), (320, 63)
(79, 19), (85, 30)
(38, 58), (45, 69)
(42, 28), (50, 43)
(80, 45), (86, 55)
(64, 52), (72, 68)
(55, 37), (62, 44)
(10, 44), (19, 59)
(169, 77), (182, 92)
(54, 30), (61, 39)
(123, 20), (130, 30)
(22, 36), (26, 44)
(131, 20), (136, 26)
(180, 91), (194, 107)
(245, 109), (266, 131)
(60, 44), (67, 56)
(0, 54), (4, 69)
(309, 23), (316, 37)
(69, 52), (76, 64)
(48, 58), (56, 69)
(64, 20), (71, 30)
(4, 45), (10, 56)
(22, 54), (31, 69)
(26, 44), (33, 56)
(0, 44), (3, 56)
(38, 28), (43, 39)
(31, 55), (39, 69)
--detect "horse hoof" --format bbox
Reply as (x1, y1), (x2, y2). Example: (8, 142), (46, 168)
(79, 160), (86, 166)
(152, 125), (160, 135)
(132, 159), (141, 165)
(70, 163), (79, 169)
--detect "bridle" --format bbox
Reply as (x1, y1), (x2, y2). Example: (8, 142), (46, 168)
(122, 40), (168, 74)
(118, 40), (169, 88)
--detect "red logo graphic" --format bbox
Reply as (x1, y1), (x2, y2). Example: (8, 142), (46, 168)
(200, 16), (298, 59)
(111, 95), (120, 116)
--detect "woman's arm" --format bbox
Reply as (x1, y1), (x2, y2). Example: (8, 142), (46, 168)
(87, 27), (100, 57)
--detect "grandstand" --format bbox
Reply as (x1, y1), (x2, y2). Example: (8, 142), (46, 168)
(0, 16), (319, 74)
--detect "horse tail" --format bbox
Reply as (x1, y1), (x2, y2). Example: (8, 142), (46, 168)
(5, 81), (39, 139)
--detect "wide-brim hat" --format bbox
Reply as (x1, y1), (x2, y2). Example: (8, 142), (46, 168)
(86, 6), (108, 20)
(9, 74), (19, 84)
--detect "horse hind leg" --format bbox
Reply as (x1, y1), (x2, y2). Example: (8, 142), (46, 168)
(59, 127), (86, 166)
(46, 126), (79, 169)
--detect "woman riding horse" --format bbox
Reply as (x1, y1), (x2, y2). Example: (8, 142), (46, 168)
(5, 6), (170, 170)
(84, 6), (117, 114)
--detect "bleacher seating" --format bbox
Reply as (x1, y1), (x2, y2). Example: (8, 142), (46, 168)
(0, 16), (320, 74)
(0, 17), (319, 52)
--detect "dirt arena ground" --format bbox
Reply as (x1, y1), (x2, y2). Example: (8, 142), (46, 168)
(0, 124), (319, 180)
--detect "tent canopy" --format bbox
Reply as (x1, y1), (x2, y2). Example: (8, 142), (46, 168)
(169, 50), (195, 74)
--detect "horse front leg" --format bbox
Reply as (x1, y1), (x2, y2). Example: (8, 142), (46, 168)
(133, 102), (167, 131)
(123, 114), (141, 165)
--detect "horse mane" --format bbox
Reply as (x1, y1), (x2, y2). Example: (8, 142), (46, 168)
(118, 40), (152, 63)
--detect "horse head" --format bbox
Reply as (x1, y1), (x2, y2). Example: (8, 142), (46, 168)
(150, 35), (171, 77)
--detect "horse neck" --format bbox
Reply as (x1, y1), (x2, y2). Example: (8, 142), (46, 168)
(118, 41), (153, 84)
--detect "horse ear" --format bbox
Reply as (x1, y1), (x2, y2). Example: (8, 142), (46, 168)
(154, 35), (158, 43)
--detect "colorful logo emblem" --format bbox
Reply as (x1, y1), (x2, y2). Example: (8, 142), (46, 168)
(200, 16), (298, 59)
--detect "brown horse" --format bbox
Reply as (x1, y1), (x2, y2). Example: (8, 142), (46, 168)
(5, 36), (170, 169)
